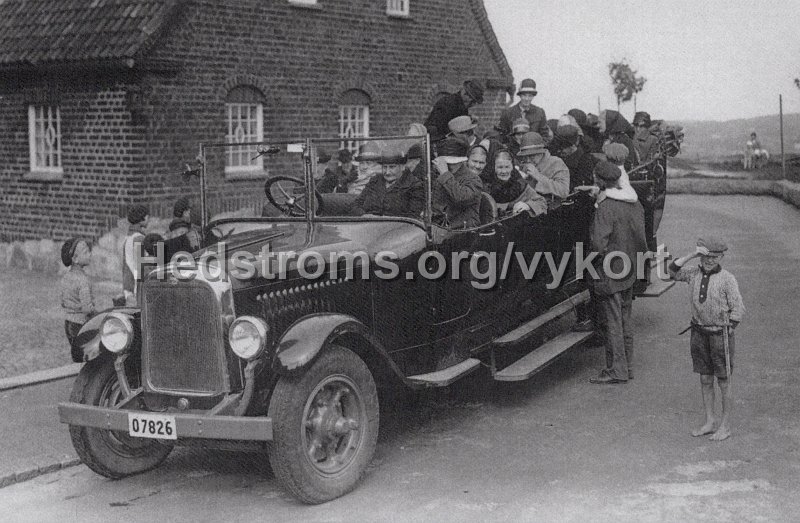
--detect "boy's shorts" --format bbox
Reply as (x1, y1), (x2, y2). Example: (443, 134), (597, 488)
(65, 320), (84, 363)
(690, 327), (735, 379)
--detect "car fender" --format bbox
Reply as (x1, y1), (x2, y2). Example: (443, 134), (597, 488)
(77, 308), (140, 362)
(274, 313), (402, 379)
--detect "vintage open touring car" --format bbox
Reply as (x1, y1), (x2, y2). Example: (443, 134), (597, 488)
(58, 134), (675, 503)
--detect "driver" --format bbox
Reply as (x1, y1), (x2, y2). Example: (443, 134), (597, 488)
(350, 143), (424, 219)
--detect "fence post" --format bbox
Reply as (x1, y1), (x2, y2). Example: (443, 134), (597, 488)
(780, 94), (786, 179)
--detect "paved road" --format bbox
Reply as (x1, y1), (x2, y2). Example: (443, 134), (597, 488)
(2, 195), (799, 522)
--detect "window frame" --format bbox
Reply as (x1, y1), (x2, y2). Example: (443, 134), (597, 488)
(386, 0), (410, 17)
(224, 101), (264, 177)
(339, 104), (370, 155)
(27, 104), (63, 178)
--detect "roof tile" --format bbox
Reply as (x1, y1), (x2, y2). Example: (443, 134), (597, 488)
(0, 0), (175, 65)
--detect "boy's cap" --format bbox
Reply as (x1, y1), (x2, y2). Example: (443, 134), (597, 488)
(697, 237), (728, 254)
(127, 204), (149, 225)
(602, 143), (629, 164)
(61, 237), (80, 267)
(593, 161), (621, 182)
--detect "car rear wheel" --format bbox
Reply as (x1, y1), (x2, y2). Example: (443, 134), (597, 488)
(68, 357), (173, 479)
(268, 345), (379, 504)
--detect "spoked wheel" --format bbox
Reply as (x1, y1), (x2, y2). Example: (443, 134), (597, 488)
(264, 175), (322, 216)
(268, 346), (379, 504)
(68, 357), (173, 478)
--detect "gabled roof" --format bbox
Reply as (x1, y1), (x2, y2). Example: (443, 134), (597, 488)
(468, 0), (513, 84)
(0, 0), (181, 66)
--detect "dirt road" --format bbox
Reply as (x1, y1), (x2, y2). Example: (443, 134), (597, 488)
(2, 195), (799, 522)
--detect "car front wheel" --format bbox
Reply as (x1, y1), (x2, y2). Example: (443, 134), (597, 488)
(68, 357), (173, 478)
(268, 345), (379, 504)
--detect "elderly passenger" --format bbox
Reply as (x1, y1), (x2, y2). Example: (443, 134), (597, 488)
(351, 144), (424, 219)
(432, 137), (483, 229)
(485, 148), (547, 217)
(516, 132), (570, 199)
(349, 141), (383, 195)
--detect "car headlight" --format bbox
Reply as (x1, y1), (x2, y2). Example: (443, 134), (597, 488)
(100, 313), (134, 354)
(228, 316), (268, 361)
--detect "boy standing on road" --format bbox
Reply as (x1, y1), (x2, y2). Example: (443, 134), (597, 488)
(669, 238), (745, 441)
(60, 238), (95, 362)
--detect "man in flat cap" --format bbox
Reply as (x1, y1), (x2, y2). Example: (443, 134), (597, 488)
(497, 78), (551, 145)
(669, 238), (744, 441)
(424, 80), (485, 144)
(588, 161), (648, 384)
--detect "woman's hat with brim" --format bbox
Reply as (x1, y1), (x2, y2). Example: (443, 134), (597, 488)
(516, 132), (547, 156)
(511, 118), (530, 136)
(437, 137), (469, 164)
(517, 78), (538, 96)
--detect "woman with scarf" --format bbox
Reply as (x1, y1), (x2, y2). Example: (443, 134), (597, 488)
(484, 147), (547, 217)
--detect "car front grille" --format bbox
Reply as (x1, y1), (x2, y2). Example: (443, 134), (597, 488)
(141, 278), (229, 395)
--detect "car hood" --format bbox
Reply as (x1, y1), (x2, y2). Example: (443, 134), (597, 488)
(198, 220), (427, 283)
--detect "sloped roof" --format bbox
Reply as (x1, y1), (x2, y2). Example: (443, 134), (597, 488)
(0, 0), (180, 66)
(468, 0), (513, 84)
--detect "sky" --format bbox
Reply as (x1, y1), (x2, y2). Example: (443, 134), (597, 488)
(483, 0), (800, 123)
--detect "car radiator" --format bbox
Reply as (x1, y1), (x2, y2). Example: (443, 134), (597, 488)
(141, 279), (229, 394)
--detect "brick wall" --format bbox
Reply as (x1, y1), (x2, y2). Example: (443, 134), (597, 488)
(0, 76), (145, 241)
(0, 0), (514, 239)
(135, 0), (515, 214)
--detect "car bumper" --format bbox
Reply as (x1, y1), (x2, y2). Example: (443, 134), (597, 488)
(58, 402), (273, 441)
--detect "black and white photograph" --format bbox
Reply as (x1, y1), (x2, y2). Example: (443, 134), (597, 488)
(1, 0), (799, 521)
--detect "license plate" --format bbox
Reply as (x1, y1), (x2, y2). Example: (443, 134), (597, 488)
(128, 413), (177, 440)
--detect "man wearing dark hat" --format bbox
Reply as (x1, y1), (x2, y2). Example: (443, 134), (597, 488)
(424, 80), (485, 143)
(497, 78), (550, 144)
(431, 137), (483, 229)
(351, 143), (424, 219)
(517, 132), (570, 199)
(568, 108), (603, 154)
(318, 149), (358, 194)
(122, 204), (149, 304)
(588, 161), (648, 384)
(669, 238), (744, 441)
(554, 124), (597, 190)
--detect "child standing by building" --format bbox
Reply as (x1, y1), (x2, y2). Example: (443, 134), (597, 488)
(669, 238), (745, 441)
(60, 238), (95, 362)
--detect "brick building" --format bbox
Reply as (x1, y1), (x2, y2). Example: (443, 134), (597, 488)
(0, 0), (514, 241)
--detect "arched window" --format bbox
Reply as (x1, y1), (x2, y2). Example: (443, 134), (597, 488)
(339, 89), (370, 154)
(225, 86), (264, 173)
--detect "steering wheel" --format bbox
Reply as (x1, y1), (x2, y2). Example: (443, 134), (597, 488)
(264, 175), (322, 216)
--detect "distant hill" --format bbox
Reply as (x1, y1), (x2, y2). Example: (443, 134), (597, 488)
(669, 113), (800, 161)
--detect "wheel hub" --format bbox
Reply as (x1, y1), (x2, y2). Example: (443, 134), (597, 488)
(302, 376), (364, 475)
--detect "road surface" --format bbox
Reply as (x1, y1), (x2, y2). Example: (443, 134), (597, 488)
(2, 195), (799, 522)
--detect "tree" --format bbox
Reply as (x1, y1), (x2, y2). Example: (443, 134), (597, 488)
(795, 77), (800, 90)
(608, 60), (647, 112)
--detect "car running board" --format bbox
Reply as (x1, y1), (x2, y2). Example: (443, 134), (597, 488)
(494, 331), (595, 382)
(636, 279), (676, 298)
(493, 290), (590, 347)
(407, 358), (482, 387)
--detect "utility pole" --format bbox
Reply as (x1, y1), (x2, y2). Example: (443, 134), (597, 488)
(780, 94), (786, 179)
